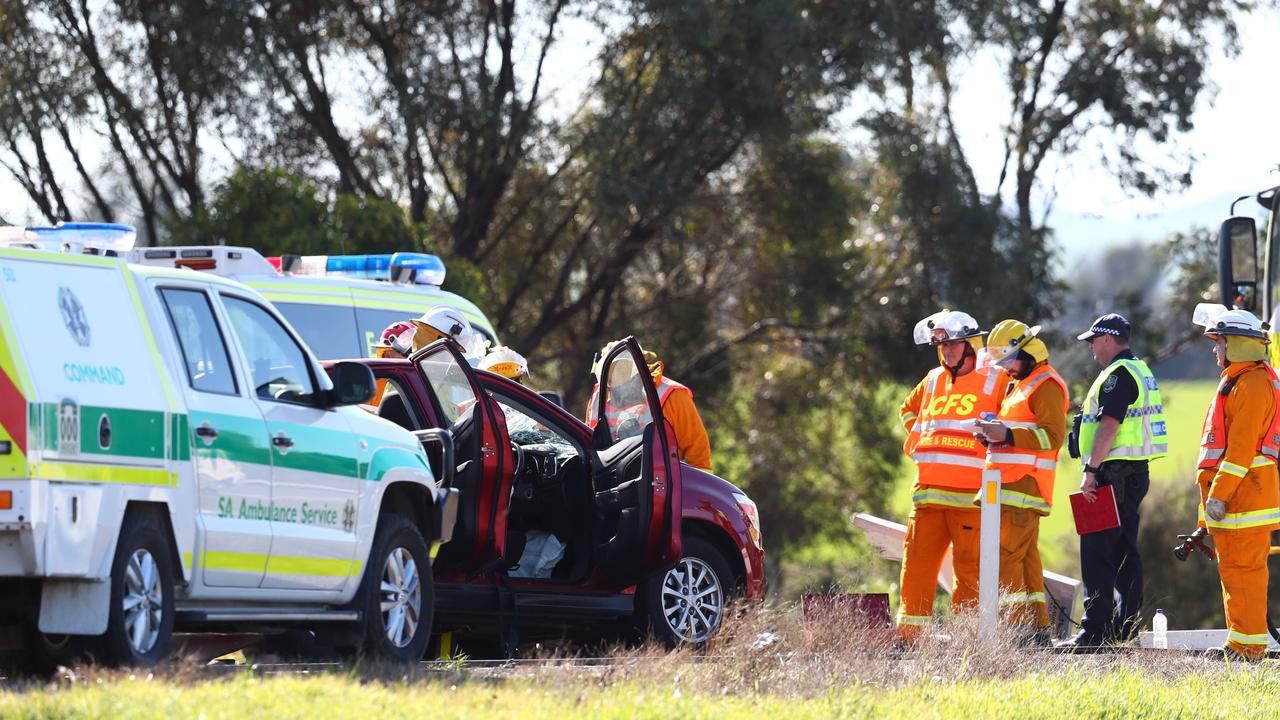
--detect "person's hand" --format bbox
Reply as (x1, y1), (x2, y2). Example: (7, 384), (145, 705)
(1205, 498), (1228, 522)
(1080, 472), (1098, 503)
(974, 419), (1008, 443)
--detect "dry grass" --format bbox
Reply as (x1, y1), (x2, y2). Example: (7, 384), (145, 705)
(1, 605), (1273, 719)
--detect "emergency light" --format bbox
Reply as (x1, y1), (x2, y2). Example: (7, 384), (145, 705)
(273, 252), (447, 286)
(0, 222), (137, 255)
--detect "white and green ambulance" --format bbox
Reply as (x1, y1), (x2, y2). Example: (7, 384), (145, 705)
(123, 245), (499, 360)
(0, 224), (458, 668)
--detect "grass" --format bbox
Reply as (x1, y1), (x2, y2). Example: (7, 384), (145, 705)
(5, 669), (1277, 719)
(3, 608), (1277, 719)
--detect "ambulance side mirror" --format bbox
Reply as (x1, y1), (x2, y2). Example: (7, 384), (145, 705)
(1219, 215), (1259, 312)
(326, 361), (376, 407)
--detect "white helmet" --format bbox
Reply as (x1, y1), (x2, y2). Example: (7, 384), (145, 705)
(1193, 303), (1270, 341)
(479, 346), (529, 381)
(913, 310), (984, 346)
(411, 306), (488, 360)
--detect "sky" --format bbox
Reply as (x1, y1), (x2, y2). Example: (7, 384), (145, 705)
(945, 11), (1280, 268)
(3, 7), (1278, 270)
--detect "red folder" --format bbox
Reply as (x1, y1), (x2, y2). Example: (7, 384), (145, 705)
(1069, 485), (1120, 535)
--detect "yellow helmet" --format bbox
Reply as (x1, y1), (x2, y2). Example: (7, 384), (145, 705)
(479, 346), (529, 381)
(985, 319), (1048, 365)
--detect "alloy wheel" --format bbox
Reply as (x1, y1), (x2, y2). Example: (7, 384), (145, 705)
(379, 547), (422, 648)
(121, 549), (164, 655)
(661, 556), (723, 643)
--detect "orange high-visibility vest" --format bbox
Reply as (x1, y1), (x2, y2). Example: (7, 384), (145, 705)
(984, 364), (1068, 507)
(586, 377), (688, 435)
(905, 365), (1006, 491)
(1198, 362), (1280, 471)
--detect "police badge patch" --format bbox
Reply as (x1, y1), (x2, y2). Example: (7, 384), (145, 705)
(1102, 374), (1118, 393)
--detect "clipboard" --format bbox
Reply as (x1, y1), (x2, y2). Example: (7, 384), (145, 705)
(1069, 484), (1120, 535)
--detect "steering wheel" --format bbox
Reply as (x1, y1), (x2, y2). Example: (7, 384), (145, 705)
(510, 440), (526, 480)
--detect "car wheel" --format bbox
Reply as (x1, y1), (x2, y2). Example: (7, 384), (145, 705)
(642, 535), (736, 646)
(99, 516), (176, 666)
(358, 513), (434, 661)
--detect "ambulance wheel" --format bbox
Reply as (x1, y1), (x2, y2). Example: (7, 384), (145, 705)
(358, 514), (434, 662)
(100, 516), (176, 666)
(641, 536), (735, 647)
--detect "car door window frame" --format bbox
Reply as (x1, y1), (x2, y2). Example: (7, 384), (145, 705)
(592, 339), (665, 450)
(412, 340), (483, 432)
(217, 292), (328, 409)
(156, 285), (242, 397)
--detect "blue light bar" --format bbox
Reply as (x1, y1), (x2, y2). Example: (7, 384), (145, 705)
(27, 222), (137, 253)
(325, 254), (393, 279)
(390, 252), (446, 286)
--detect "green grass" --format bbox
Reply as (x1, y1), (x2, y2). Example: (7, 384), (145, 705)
(3, 663), (1277, 719)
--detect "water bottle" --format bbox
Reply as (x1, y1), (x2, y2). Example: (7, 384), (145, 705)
(1153, 609), (1168, 649)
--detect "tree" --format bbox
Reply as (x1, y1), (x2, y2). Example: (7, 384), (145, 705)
(165, 166), (418, 257)
(0, 0), (252, 238)
(982, 0), (1250, 253)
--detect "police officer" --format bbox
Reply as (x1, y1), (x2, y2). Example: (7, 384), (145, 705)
(1060, 314), (1168, 650)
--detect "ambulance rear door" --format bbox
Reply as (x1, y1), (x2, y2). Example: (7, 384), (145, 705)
(0, 252), (174, 577)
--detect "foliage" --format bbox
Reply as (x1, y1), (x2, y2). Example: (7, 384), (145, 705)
(164, 167), (420, 257)
(0, 0), (1266, 586)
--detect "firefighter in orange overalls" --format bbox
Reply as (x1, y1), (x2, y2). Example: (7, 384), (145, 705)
(974, 319), (1068, 646)
(896, 310), (1009, 642)
(1191, 303), (1280, 661)
(585, 341), (712, 471)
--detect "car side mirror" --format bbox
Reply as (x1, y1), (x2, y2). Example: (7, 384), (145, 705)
(326, 361), (376, 407)
(1219, 215), (1260, 312)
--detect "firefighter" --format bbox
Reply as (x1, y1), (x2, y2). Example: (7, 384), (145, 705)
(1191, 303), (1280, 662)
(410, 306), (488, 362)
(895, 310), (1009, 642)
(370, 320), (415, 406)
(973, 319), (1068, 645)
(585, 341), (712, 471)
(480, 346), (530, 384)
(374, 320), (415, 360)
(1060, 313), (1168, 651)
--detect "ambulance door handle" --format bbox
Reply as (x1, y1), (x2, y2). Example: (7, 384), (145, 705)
(272, 434), (295, 450)
(195, 423), (219, 442)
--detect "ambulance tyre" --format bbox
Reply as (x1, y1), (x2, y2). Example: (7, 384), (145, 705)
(358, 514), (434, 662)
(100, 516), (176, 667)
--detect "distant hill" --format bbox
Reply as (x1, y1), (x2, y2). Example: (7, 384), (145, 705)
(1051, 189), (1258, 273)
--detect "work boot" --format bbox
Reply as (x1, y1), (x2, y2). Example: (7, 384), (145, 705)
(1054, 630), (1108, 654)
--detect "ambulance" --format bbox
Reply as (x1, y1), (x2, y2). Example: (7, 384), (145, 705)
(0, 224), (458, 669)
(121, 244), (499, 361)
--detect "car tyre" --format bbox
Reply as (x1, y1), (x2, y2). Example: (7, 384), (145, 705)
(641, 535), (736, 647)
(358, 513), (434, 662)
(99, 515), (176, 667)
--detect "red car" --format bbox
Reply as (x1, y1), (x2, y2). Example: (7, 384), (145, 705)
(329, 337), (764, 648)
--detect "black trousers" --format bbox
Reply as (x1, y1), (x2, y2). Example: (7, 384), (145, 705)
(1078, 460), (1149, 640)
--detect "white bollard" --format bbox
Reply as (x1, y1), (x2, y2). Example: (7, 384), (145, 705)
(978, 468), (1001, 643)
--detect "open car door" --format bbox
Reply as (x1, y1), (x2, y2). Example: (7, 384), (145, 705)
(414, 339), (514, 570)
(591, 337), (683, 579)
